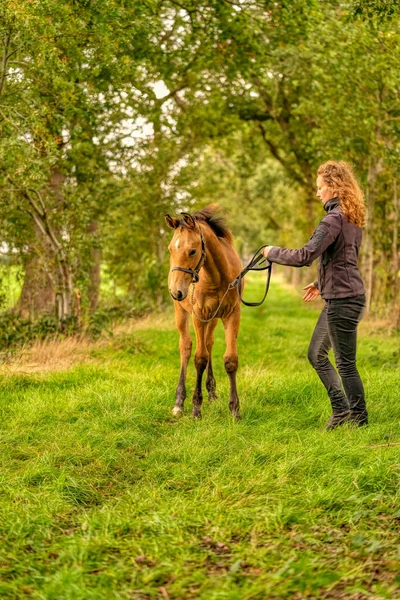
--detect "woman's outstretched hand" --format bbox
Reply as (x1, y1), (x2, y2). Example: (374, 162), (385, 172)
(261, 246), (273, 259)
(303, 282), (320, 302)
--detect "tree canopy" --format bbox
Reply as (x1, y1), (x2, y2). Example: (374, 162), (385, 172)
(0, 0), (399, 332)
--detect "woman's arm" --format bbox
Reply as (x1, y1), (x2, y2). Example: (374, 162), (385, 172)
(264, 212), (342, 267)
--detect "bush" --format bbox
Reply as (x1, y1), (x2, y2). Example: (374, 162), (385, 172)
(0, 295), (151, 357)
(0, 312), (54, 357)
(87, 297), (150, 339)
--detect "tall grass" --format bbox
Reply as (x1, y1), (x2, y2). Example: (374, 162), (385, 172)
(0, 277), (399, 599)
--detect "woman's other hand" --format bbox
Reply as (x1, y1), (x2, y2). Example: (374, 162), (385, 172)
(303, 282), (320, 302)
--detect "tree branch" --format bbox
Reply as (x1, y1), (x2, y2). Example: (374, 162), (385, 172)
(5, 175), (62, 253)
(258, 123), (307, 187)
(157, 82), (188, 108)
(238, 109), (274, 122)
(166, 0), (197, 16)
(0, 34), (11, 98)
(28, 188), (47, 217)
(172, 91), (187, 111)
(251, 75), (274, 112)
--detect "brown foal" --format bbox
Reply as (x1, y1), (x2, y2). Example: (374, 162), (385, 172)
(165, 204), (243, 419)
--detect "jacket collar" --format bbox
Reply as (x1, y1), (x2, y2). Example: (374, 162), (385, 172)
(324, 197), (339, 213)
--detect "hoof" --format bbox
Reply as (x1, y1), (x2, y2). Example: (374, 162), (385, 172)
(172, 406), (184, 416)
(208, 393), (218, 403)
(231, 413), (241, 421)
(192, 411), (202, 420)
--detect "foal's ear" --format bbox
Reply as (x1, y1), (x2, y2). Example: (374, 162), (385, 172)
(182, 213), (196, 230)
(165, 214), (180, 229)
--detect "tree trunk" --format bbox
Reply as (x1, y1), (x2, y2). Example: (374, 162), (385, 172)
(48, 165), (73, 325)
(16, 165), (74, 326)
(18, 237), (55, 319)
(304, 165), (318, 230)
(361, 156), (382, 314)
(87, 221), (102, 312)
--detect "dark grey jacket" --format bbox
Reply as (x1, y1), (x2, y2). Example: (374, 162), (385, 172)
(267, 198), (365, 300)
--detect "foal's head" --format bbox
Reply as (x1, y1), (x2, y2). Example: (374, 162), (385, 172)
(165, 213), (204, 301)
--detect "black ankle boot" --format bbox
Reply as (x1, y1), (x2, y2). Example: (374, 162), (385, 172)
(349, 411), (369, 427)
(326, 411), (351, 431)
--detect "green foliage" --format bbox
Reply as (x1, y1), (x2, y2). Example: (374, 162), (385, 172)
(0, 0), (399, 323)
(0, 263), (23, 310)
(352, 0), (400, 21)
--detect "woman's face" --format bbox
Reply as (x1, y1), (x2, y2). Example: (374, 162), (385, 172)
(316, 175), (335, 205)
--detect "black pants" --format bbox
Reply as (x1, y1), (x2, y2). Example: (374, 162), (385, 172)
(308, 295), (367, 416)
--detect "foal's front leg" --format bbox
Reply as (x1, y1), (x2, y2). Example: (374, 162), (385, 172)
(173, 303), (192, 416)
(222, 307), (241, 419)
(192, 317), (208, 418)
(206, 318), (218, 402)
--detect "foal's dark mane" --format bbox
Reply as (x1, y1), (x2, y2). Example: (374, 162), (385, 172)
(182, 204), (233, 244)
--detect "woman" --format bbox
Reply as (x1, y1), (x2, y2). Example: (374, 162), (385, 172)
(262, 160), (367, 430)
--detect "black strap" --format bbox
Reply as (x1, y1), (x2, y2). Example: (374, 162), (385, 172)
(171, 234), (272, 308)
(229, 245), (272, 307)
(171, 224), (206, 283)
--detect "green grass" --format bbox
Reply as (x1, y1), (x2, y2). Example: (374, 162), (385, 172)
(0, 277), (399, 600)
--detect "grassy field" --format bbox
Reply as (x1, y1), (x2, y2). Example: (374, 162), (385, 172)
(0, 277), (399, 600)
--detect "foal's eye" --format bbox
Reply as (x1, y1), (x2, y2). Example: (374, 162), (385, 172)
(189, 249), (197, 257)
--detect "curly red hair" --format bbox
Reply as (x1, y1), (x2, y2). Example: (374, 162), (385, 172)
(317, 161), (366, 227)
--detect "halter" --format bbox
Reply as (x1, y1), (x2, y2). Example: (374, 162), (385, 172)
(169, 214), (272, 320)
(171, 222), (207, 283)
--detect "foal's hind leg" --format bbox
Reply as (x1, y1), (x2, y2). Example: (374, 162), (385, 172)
(206, 318), (218, 402)
(192, 317), (208, 419)
(222, 306), (241, 419)
(173, 303), (192, 416)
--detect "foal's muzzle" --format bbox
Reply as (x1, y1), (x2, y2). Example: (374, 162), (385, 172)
(170, 289), (187, 302)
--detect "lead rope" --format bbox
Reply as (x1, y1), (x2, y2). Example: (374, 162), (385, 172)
(189, 280), (236, 323)
(189, 245), (272, 322)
